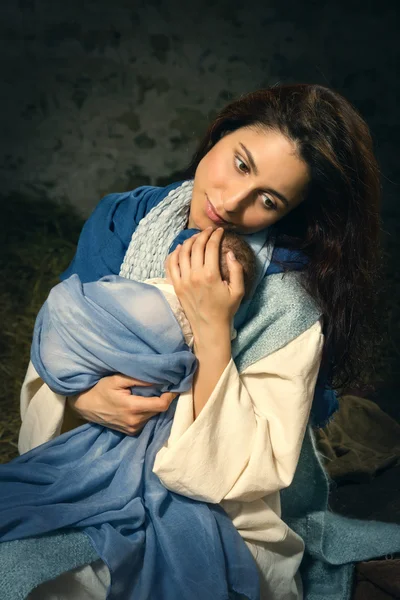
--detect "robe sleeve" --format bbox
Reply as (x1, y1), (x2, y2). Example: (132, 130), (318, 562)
(153, 320), (324, 503)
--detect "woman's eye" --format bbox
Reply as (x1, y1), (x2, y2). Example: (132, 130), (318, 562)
(234, 156), (249, 173)
(262, 195), (277, 211)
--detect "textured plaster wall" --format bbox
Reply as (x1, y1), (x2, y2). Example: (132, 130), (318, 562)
(0, 0), (398, 218)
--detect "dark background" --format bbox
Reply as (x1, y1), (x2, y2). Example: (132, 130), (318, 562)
(1, 0), (398, 216)
(0, 1), (398, 471)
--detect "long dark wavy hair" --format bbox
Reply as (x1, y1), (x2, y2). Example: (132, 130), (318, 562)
(185, 84), (383, 391)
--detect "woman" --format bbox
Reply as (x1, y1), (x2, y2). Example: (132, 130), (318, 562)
(17, 84), (382, 599)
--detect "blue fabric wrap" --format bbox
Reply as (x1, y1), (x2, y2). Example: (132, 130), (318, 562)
(31, 274), (196, 397)
(0, 410), (260, 600)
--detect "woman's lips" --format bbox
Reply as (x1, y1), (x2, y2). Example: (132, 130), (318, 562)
(205, 197), (229, 225)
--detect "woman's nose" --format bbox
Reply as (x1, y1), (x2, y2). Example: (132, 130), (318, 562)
(223, 186), (253, 213)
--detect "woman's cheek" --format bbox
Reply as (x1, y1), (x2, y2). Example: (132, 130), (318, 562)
(209, 160), (231, 190)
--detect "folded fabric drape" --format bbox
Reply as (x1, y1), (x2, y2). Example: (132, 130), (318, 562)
(0, 409), (260, 600)
(31, 274), (196, 397)
(0, 274), (260, 600)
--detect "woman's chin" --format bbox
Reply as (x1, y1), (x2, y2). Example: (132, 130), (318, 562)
(188, 214), (212, 231)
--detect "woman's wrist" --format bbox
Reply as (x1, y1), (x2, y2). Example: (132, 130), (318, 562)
(67, 394), (79, 412)
(192, 324), (232, 419)
(192, 321), (232, 354)
(67, 392), (84, 413)
(61, 394), (87, 434)
(67, 389), (93, 420)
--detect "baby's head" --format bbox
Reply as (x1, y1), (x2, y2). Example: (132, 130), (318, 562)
(219, 232), (256, 300)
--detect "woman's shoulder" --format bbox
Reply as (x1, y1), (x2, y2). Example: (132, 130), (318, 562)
(95, 180), (185, 229)
(267, 246), (309, 275)
(61, 181), (185, 282)
(257, 270), (321, 342)
(233, 271), (322, 372)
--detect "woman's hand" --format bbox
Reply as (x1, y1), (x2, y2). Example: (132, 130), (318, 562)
(166, 227), (244, 417)
(165, 227), (245, 341)
(68, 374), (177, 435)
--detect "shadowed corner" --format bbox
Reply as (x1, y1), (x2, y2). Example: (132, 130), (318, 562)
(0, 192), (83, 462)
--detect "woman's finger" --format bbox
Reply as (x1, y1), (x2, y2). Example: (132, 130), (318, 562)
(164, 254), (171, 280)
(127, 392), (178, 414)
(226, 251), (245, 298)
(113, 413), (159, 436)
(190, 227), (214, 271)
(167, 245), (182, 286)
(178, 235), (198, 279)
(111, 374), (153, 388)
(204, 228), (224, 274)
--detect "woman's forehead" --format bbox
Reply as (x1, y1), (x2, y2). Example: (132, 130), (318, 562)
(226, 126), (296, 158)
(225, 127), (310, 199)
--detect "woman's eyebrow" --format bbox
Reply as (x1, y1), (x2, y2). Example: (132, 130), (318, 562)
(239, 143), (259, 175)
(239, 142), (290, 208)
(266, 188), (290, 208)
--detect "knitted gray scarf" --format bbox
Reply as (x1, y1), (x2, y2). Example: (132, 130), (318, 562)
(120, 180), (194, 281)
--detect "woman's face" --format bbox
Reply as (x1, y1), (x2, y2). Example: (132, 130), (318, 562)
(188, 126), (310, 234)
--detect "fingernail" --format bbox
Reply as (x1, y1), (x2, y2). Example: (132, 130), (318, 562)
(228, 251), (236, 261)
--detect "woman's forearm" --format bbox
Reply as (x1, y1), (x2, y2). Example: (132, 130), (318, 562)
(192, 324), (231, 419)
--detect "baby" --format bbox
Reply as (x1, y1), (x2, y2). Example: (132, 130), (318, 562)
(149, 231), (257, 348)
(217, 231), (257, 300)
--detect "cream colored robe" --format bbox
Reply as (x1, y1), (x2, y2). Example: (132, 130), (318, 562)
(21, 281), (324, 600)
